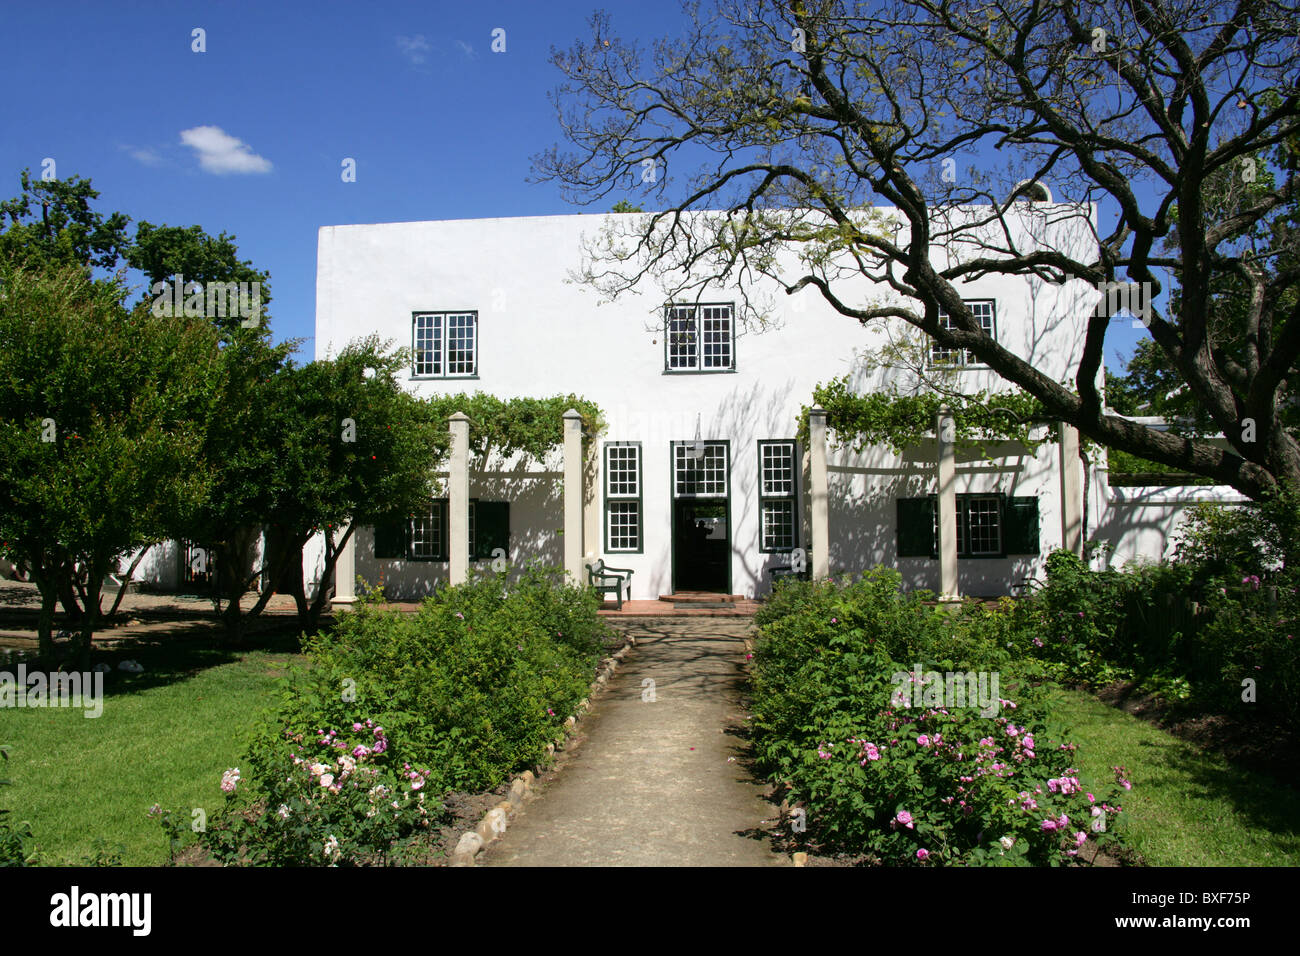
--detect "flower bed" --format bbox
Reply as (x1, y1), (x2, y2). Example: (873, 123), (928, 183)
(164, 566), (612, 865)
(750, 570), (1128, 865)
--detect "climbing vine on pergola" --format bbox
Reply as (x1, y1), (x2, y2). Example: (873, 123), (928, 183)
(799, 376), (1056, 456)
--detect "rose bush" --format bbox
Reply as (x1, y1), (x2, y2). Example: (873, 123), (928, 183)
(751, 571), (1127, 865)
(163, 564), (611, 865)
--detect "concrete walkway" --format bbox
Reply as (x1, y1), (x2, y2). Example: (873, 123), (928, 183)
(480, 618), (786, 867)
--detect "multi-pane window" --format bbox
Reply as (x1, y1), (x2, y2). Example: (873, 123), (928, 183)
(759, 440), (798, 552)
(665, 303), (735, 371)
(409, 499), (446, 559)
(374, 498), (509, 561)
(607, 502), (640, 552)
(896, 494), (1039, 558)
(931, 300), (995, 366)
(413, 312), (478, 377)
(604, 443), (642, 552)
(957, 496), (1002, 556)
(674, 442), (728, 497)
(413, 313), (443, 376)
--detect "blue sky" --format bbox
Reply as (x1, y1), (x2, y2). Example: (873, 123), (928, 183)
(0, 0), (1148, 370)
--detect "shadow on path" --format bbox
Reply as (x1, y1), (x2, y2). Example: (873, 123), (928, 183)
(479, 618), (786, 867)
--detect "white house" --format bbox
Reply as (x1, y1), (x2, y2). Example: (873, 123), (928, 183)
(106, 202), (1247, 604)
(305, 201), (1246, 605)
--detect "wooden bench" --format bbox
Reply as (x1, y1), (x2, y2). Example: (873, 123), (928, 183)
(768, 564), (810, 588)
(587, 559), (634, 610)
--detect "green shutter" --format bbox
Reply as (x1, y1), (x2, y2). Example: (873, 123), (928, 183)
(1003, 496), (1040, 555)
(475, 501), (509, 559)
(897, 496), (937, 558)
(436, 499), (450, 561)
(373, 518), (407, 559)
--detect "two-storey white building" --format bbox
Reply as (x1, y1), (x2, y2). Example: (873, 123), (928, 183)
(311, 204), (1160, 603)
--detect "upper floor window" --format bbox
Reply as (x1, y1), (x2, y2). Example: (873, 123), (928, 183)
(413, 312), (478, 378)
(665, 303), (735, 372)
(930, 300), (995, 367)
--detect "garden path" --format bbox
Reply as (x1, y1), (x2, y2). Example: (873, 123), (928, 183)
(478, 618), (786, 866)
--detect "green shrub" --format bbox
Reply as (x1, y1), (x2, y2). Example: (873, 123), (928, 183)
(180, 565), (611, 865)
(750, 571), (1126, 865)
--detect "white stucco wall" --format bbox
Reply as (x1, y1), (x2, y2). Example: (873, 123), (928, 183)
(310, 207), (1117, 599)
(112, 206), (1250, 602)
(1091, 482), (1251, 568)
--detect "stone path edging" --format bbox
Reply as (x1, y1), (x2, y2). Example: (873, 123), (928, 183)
(448, 635), (636, 866)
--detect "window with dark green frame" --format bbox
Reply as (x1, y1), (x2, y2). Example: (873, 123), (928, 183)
(413, 311), (478, 378)
(930, 300), (995, 367)
(896, 493), (1039, 558)
(372, 498), (509, 561)
(758, 440), (799, 552)
(664, 303), (735, 372)
(604, 442), (642, 553)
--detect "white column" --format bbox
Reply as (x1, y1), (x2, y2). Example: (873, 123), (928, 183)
(449, 412), (471, 586)
(331, 522), (355, 606)
(809, 407), (830, 580)
(1058, 421), (1083, 556)
(936, 407), (959, 602)
(563, 409), (585, 585)
(583, 438), (600, 564)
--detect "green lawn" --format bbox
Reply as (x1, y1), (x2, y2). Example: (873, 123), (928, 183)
(1047, 686), (1300, 866)
(0, 643), (302, 865)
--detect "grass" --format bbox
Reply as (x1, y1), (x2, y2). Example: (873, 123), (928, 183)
(0, 637), (304, 865)
(1046, 685), (1300, 866)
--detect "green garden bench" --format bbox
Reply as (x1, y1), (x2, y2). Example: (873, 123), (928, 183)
(768, 563), (810, 588)
(587, 560), (634, 610)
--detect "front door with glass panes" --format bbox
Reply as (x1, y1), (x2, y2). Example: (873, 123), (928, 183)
(670, 441), (730, 593)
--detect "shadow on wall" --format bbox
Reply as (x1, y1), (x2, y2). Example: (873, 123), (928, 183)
(815, 436), (1047, 596)
(355, 463), (564, 601)
(705, 377), (814, 595)
(1089, 493), (1248, 569)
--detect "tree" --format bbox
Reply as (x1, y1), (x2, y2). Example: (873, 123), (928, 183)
(0, 168), (291, 628)
(0, 262), (223, 665)
(128, 222), (273, 335)
(1111, 132), (1299, 437)
(535, 0), (1299, 500)
(251, 339), (447, 635)
(0, 170), (131, 272)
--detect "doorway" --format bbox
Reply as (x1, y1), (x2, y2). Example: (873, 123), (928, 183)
(672, 498), (730, 593)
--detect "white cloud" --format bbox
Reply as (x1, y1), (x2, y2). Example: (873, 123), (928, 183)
(397, 34), (432, 66)
(178, 126), (272, 175)
(120, 144), (163, 166)
(455, 39), (476, 59)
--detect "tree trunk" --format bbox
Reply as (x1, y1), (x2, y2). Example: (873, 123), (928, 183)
(57, 563), (82, 622)
(107, 543), (154, 619)
(286, 539), (310, 624)
(30, 567), (59, 661)
(71, 557), (108, 671)
(213, 528), (253, 644)
(304, 526), (352, 635)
